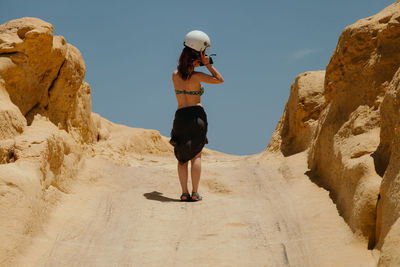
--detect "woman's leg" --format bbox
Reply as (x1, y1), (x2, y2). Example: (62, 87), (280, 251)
(191, 151), (202, 193)
(178, 161), (189, 193)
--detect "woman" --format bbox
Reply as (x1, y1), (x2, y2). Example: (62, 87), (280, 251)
(170, 31), (224, 202)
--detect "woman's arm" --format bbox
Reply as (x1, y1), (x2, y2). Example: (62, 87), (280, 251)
(195, 49), (224, 84)
(194, 67), (224, 84)
(205, 64), (224, 83)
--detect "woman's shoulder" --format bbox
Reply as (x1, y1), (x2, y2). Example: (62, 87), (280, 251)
(172, 70), (179, 82)
(191, 71), (203, 76)
(191, 71), (205, 80)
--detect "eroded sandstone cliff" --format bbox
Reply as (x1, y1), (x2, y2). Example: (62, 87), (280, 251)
(268, 2), (400, 265)
(0, 17), (172, 265)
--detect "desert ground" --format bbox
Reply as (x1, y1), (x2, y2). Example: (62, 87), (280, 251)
(12, 150), (378, 266)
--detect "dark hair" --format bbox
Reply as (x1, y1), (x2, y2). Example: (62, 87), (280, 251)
(177, 46), (201, 80)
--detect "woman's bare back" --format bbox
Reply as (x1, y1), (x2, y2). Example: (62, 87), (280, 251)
(172, 70), (203, 109)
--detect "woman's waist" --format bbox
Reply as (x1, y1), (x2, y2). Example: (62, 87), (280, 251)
(174, 104), (207, 119)
(176, 103), (203, 111)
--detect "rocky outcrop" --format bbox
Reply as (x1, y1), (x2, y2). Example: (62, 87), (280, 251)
(0, 17), (98, 143)
(90, 113), (173, 165)
(267, 71), (326, 156)
(0, 17), (173, 265)
(0, 17), (94, 264)
(0, 114), (81, 264)
(267, 1), (400, 264)
(375, 67), (400, 265)
(0, 81), (26, 140)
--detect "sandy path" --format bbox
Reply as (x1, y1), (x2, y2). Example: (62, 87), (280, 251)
(15, 151), (378, 266)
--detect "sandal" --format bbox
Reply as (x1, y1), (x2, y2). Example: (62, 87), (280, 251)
(180, 193), (191, 202)
(191, 192), (202, 201)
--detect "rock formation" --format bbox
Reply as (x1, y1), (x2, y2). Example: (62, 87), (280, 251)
(375, 67), (400, 266)
(0, 17), (172, 265)
(268, 2), (400, 265)
(267, 70), (326, 156)
(0, 17), (97, 143)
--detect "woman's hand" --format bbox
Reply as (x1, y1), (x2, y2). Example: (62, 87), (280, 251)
(200, 49), (210, 65)
(193, 48), (224, 84)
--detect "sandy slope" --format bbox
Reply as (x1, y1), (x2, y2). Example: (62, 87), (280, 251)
(13, 151), (378, 267)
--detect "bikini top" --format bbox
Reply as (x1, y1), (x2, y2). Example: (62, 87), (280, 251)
(175, 86), (204, 96)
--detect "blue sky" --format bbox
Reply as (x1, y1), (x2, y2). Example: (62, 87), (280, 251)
(0, 0), (395, 155)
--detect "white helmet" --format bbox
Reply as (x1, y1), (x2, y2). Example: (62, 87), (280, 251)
(183, 30), (211, 54)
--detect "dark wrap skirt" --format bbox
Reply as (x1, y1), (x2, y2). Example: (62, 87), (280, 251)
(169, 106), (208, 164)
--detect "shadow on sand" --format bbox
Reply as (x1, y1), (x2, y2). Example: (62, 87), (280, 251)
(143, 191), (181, 202)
